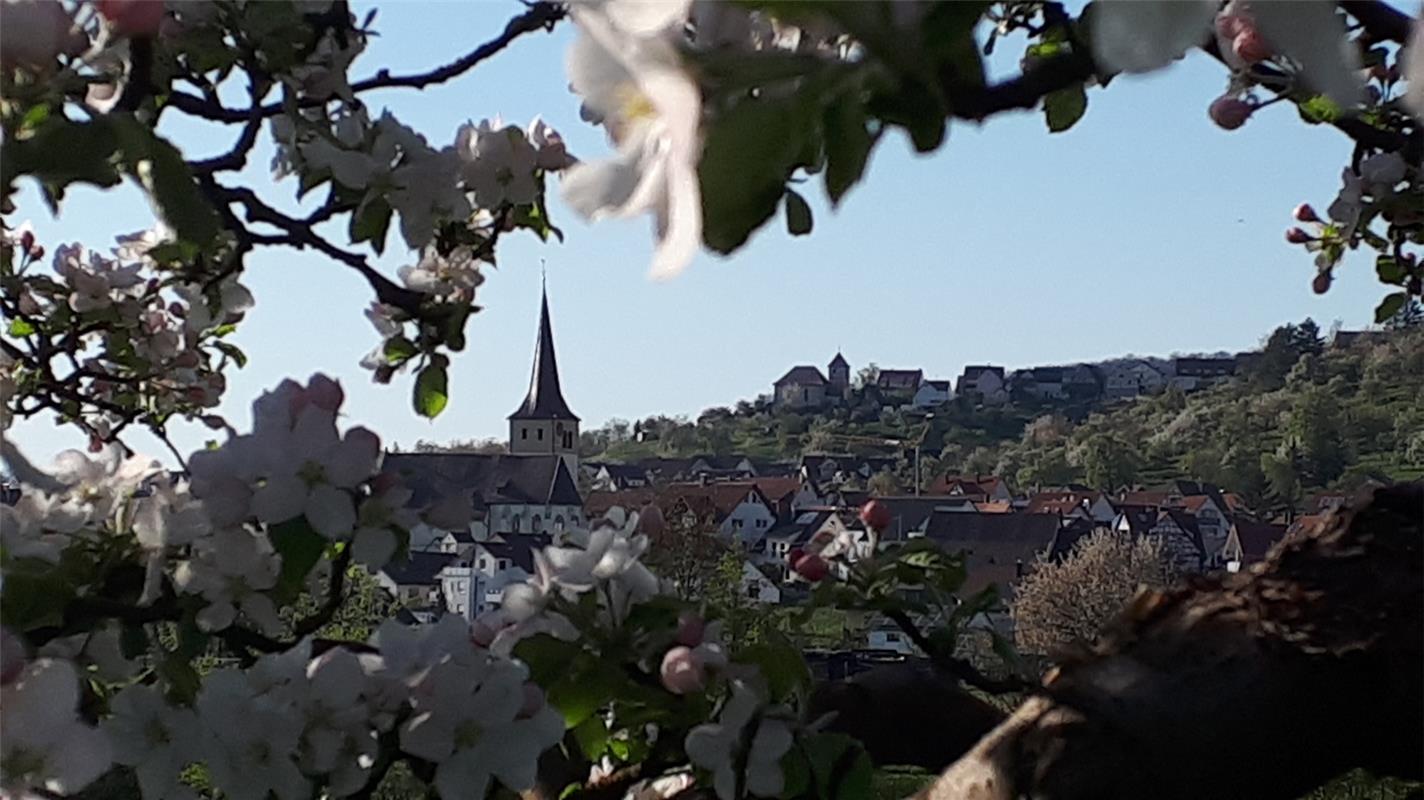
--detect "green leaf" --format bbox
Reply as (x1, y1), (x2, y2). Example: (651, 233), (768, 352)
(738, 632), (810, 701)
(214, 341), (247, 368)
(822, 98), (875, 206)
(383, 336), (418, 364)
(546, 657), (625, 728)
(0, 116), (122, 208)
(868, 80), (946, 153)
(1374, 292), (1407, 324)
(1297, 95), (1340, 125)
(1375, 256), (1405, 285)
(159, 651), (203, 703)
(571, 716), (609, 761)
(414, 361), (449, 418)
(110, 116), (221, 248)
(268, 518), (327, 603)
(1044, 83), (1088, 133)
(7, 317), (35, 337)
(700, 93), (814, 254)
(785, 190), (813, 236)
(349, 196), (392, 255)
(797, 733), (872, 800)
(514, 634), (584, 686)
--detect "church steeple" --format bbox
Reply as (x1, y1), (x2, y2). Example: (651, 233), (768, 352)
(509, 285), (579, 471)
(509, 287), (578, 422)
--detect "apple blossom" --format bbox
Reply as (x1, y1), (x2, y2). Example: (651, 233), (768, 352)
(195, 668), (310, 800)
(528, 116), (575, 171)
(397, 246), (484, 299)
(456, 118), (542, 208)
(173, 526), (283, 634)
(102, 684), (202, 800)
(0, 659), (113, 797)
(561, 0), (703, 280)
(685, 681), (793, 800)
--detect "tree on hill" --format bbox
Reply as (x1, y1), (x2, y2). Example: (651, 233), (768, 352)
(855, 363), (881, 390)
(1078, 434), (1142, 492)
(413, 438), (507, 453)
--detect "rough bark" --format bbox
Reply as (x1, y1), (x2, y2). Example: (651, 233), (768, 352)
(916, 482), (1423, 800)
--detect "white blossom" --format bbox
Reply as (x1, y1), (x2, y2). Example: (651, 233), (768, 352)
(684, 681), (793, 800)
(562, 0), (703, 279)
(301, 649), (381, 796)
(1405, 19), (1424, 120)
(397, 246), (484, 299)
(1091, 0), (1363, 108)
(456, 118), (541, 208)
(528, 116), (575, 171)
(103, 684), (202, 800)
(113, 225), (172, 264)
(195, 668), (309, 800)
(173, 526), (283, 634)
(53, 244), (144, 313)
(0, 659), (113, 797)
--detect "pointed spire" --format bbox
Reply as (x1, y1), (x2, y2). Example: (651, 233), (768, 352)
(509, 284), (579, 421)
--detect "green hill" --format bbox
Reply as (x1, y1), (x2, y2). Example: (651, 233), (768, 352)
(581, 323), (1424, 506)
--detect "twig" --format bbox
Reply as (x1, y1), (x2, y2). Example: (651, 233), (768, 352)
(883, 607), (1032, 695)
(166, 3), (566, 125)
(1338, 0), (1415, 44)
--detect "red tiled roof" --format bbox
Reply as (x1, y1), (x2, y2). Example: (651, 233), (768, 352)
(1119, 490), (1170, 507)
(973, 501), (1013, 514)
(1025, 491), (1098, 515)
(748, 477), (802, 502)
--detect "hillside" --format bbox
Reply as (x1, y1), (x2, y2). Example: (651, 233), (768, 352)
(580, 323), (1424, 504)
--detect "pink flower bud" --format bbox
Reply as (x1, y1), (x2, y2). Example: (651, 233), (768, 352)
(97, 0), (165, 37)
(675, 613), (705, 647)
(1214, 12), (1247, 40)
(1312, 271), (1332, 294)
(517, 683), (546, 719)
(19, 230), (35, 253)
(792, 553), (830, 582)
(173, 350), (200, 368)
(306, 373), (344, 412)
(1293, 203), (1319, 223)
(1208, 96), (1253, 130)
(88, 433), (104, 453)
(660, 646), (705, 695)
(30, 245), (44, 261)
(1285, 227), (1313, 244)
(1231, 29), (1271, 65)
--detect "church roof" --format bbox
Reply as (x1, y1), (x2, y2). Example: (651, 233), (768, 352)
(509, 289), (578, 421)
(829, 352), (848, 368)
(382, 452), (583, 514)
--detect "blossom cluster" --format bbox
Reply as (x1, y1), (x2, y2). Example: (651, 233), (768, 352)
(2, 226), (252, 438)
(0, 619), (566, 800)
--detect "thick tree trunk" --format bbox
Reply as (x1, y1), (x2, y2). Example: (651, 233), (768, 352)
(917, 482), (1423, 800)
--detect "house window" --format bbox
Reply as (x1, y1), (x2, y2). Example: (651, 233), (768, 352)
(511, 515), (522, 533)
(747, 585), (760, 599)
(732, 519), (744, 530)
(554, 515), (565, 531)
(499, 559), (510, 570)
(756, 519), (768, 529)
(884, 632), (901, 643)
(531, 515), (543, 532)
(521, 428), (528, 440)
(537, 428), (544, 441)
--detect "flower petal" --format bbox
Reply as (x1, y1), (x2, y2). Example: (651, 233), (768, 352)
(1251, 1), (1363, 109)
(1090, 0), (1217, 74)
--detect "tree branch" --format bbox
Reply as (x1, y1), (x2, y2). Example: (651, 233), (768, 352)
(943, 49), (1097, 122)
(1338, 0), (1415, 44)
(166, 2), (566, 125)
(203, 180), (425, 313)
(883, 606), (1031, 695)
(916, 483), (1423, 800)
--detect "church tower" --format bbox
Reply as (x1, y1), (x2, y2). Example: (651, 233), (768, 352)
(828, 351), (850, 397)
(509, 286), (580, 473)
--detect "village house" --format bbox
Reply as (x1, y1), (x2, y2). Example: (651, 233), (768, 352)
(955, 365), (1008, 404)
(1011, 367), (1068, 400)
(1103, 360), (1166, 400)
(929, 474), (1014, 504)
(1169, 356), (1237, 392)
(912, 379), (952, 409)
(378, 551), (455, 608)
(800, 454), (898, 486)
(921, 511), (1061, 599)
(586, 482), (780, 548)
(1221, 519), (1289, 571)
(1024, 490), (1116, 525)
(440, 535), (551, 619)
(773, 365), (829, 409)
(876, 369), (924, 396)
(588, 462), (653, 491)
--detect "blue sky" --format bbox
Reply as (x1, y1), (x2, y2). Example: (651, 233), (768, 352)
(6, 2), (1388, 464)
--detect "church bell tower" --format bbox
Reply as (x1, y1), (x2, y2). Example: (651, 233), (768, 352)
(508, 285), (580, 473)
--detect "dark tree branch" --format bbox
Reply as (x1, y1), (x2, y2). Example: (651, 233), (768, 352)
(883, 606), (1031, 695)
(916, 483), (1423, 800)
(203, 180), (425, 313)
(167, 2), (566, 125)
(1338, 0), (1415, 44)
(191, 81), (268, 174)
(292, 545), (353, 638)
(943, 50), (1096, 122)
